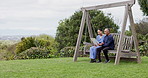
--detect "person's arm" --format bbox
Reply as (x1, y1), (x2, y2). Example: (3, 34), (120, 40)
(96, 35), (100, 46)
(103, 36), (113, 47)
(98, 35), (105, 46)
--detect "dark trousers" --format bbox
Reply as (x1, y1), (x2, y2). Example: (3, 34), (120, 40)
(96, 47), (112, 61)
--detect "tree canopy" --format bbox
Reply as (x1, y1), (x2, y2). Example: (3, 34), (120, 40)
(138, 0), (148, 16)
(55, 10), (119, 51)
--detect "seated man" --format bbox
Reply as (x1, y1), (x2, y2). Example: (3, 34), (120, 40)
(90, 29), (105, 63)
(96, 28), (114, 63)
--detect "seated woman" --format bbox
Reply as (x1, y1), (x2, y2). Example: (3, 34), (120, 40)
(90, 29), (105, 63)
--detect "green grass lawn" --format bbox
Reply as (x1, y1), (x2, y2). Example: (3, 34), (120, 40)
(0, 57), (148, 78)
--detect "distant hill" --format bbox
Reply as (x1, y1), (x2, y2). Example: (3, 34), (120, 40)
(0, 34), (55, 41)
(0, 35), (29, 41)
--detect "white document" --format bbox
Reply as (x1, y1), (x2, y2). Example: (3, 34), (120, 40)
(90, 38), (99, 45)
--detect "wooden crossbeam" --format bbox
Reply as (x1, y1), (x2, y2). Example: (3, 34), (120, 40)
(81, 0), (135, 11)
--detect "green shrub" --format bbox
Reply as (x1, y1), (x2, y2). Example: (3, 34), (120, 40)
(60, 47), (75, 57)
(15, 37), (36, 54)
(0, 41), (17, 60)
(0, 50), (15, 60)
(16, 47), (50, 59)
(59, 46), (88, 57)
(15, 34), (58, 59)
(138, 34), (148, 56)
(0, 50), (7, 60)
(35, 34), (58, 54)
(15, 36), (53, 54)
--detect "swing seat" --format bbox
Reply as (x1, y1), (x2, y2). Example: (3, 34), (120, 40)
(83, 33), (137, 58)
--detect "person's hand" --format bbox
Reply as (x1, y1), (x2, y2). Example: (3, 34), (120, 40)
(98, 43), (102, 46)
(98, 43), (104, 46)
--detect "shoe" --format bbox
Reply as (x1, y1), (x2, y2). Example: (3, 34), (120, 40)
(93, 59), (96, 62)
(104, 60), (110, 63)
(96, 60), (102, 63)
(90, 59), (96, 63)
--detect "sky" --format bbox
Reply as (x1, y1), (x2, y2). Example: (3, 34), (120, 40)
(0, 0), (144, 37)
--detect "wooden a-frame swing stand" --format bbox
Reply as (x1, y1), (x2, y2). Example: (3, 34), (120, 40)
(73, 0), (141, 65)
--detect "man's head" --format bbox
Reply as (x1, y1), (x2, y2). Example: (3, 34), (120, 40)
(104, 28), (110, 35)
(97, 29), (103, 35)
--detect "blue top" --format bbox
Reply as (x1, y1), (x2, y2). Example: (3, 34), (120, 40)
(96, 35), (105, 43)
(102, 34), (115, 50)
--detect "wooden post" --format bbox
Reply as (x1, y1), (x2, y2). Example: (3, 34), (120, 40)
(115, 4), (129, 65)
(86, 11), (94, 39)
(82, 11), (94, 55)
(73, 10), (87, 62)
(128, 6), (141, 63)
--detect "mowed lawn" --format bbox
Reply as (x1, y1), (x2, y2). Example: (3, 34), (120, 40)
(0, 57), (148, 78)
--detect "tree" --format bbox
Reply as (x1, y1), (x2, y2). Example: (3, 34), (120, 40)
(55, 10), (119, 51)
(135, 21), (148, 35)
(138, 0), (148, 16)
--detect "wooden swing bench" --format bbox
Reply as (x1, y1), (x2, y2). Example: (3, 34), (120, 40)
(83, 33), (137, 59)
(73, 0), (141, 64)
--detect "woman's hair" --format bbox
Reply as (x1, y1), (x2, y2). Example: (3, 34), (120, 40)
(98, 29), (103, 31)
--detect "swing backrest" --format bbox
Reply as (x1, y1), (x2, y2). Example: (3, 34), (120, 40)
(111, 33), (133, 50)
(83, 33), (133, 54)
